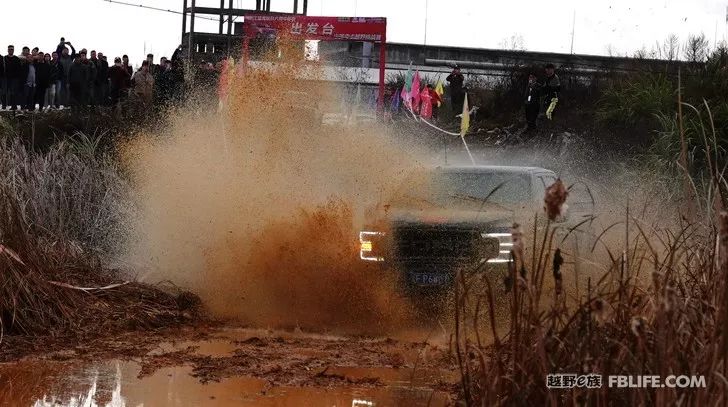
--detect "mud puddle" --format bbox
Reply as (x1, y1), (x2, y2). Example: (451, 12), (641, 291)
(0, 327), (457, 406)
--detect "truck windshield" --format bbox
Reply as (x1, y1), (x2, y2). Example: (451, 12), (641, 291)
(391, 170), (532, 209)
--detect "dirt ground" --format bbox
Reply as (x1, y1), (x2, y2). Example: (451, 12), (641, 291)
(0, 322), (460, 406)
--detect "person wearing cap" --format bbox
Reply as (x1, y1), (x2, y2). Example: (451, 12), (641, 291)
(540, 63), (560, 120)
(446, 65), (465, 115)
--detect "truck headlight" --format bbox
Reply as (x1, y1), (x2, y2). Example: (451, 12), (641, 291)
(481, 232), (513, 264)
(359, 231), (386, 262)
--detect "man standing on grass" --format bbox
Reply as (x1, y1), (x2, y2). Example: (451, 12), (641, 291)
(58, 42), (76, 107)
(540, 63), (560, 121)
(2, 46), (21, 110)
(34, 53), (51, 111)
(96, 52), (109, 106)
(131, 60), (154, 116)
(446, 65), (465, 116)
(524, 73), (540, 130)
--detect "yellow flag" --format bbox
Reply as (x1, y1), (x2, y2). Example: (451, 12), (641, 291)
(434, 80), (444, 96)
(460, 94), (470, 136)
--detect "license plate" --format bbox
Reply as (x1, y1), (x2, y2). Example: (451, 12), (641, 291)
(410, 272), (451, 286)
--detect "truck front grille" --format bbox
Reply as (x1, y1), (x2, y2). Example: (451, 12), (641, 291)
(393, 226), (480, 261)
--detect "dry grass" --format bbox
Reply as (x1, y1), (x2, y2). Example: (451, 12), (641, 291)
(454, 110), (728, 405)
(0, 134), (192, 337)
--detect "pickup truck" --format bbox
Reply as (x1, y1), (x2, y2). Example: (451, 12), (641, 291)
(359, 165), (590, 299)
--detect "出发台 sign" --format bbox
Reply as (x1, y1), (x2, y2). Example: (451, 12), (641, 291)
(244, 15), (386, 43)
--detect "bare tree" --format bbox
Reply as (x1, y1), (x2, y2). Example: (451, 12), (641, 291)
(499, 34), (526, 51)
(662, 33), (680, 61)
(605, 44), (618, 57)
(633, 46), (648, 59)
(683, 33), (709, 63)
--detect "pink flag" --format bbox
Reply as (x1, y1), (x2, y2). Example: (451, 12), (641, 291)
(419, 87), (432, 118)
(411, 71), (421, 113)
(400, 86), (410, 109)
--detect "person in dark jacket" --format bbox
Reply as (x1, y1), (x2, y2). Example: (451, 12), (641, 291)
(50, 52), (62, 108)
(122, 55), (133, 88)
(34, 53), (52, 110)
(94, 52), (109, 105)
(539, 63), (561, 120)
(446, 65), (465, 115)
(21, 54), (35, 111)
(2, 45), (22, 110)
(108, 56), (130, 108)
(68, 53), (91, 112)
(524, 73), (540, 130)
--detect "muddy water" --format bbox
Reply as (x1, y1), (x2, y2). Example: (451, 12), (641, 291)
(0, 328), (455, 406)
(0, 361), (449, 406)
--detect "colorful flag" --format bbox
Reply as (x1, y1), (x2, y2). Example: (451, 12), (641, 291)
(404, 65), (413, 92)
(411, 71), (421, 113)
(391, 88), (401, 111)
(434, 80), (445, 107)
(400, 86), (410, 109)
(460, 93), (470, 136)
(434, 80), (444, 96)
(420, 87), (432, 119)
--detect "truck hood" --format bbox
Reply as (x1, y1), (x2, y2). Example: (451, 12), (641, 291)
(387, 207), (516, 228)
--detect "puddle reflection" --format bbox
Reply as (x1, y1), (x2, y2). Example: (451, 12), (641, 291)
(1, 360), (452, 406)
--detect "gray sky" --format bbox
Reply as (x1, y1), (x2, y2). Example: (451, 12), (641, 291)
(1, 0), (725, 64)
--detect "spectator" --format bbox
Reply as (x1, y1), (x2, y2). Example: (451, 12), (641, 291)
(35, 53), (52, 111)
(131, 60), (154, 114)
(89, 50), (100, 105)
(155, 58), (174, 106)
(50, 52), (62, 108)
(58, 42), (76, 107)
(446, 65), (465, 115)
(108, 56), (130, 109)
(122, 55), (133, 88)
(426, 84), (443, 119)
(56, 37), (68, 56)
(524, 73), (540, 130)
(20, 52), (35, 111)
(540, 63), (560, 120)
(2, 45), (22, 110)
(94, 51), (109, 105)
(146, 53), (157, 75)
(68, 51), (91, 112)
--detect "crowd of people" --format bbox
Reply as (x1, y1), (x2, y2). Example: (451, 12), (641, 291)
(0, 37), (186, 114)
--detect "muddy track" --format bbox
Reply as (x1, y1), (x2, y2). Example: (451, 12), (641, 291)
(0, 323), (460, 406)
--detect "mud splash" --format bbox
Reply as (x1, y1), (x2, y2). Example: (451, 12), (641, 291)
(120, 42), (426, 333)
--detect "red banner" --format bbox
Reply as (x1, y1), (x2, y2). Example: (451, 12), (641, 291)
(243, 15), (387, 43)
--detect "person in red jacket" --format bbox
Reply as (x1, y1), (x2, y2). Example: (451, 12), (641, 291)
(426, 84), (443, 119)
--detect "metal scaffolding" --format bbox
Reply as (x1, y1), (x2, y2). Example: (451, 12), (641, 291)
(181, 0), (308, 62)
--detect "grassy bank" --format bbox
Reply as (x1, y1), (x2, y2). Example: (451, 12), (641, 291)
(0, 129), (196, 338)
